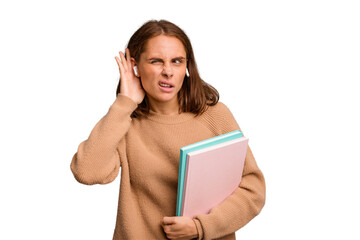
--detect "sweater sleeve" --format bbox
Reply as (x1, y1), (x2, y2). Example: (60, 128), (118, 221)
(194, 102), (266, 240)
(70, 94), (138, 185)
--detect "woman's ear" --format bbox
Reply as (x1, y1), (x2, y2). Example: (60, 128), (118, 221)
(130, 58), (140, 77)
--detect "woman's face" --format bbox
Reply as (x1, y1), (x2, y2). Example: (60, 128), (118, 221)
(136, 35), (187, 107)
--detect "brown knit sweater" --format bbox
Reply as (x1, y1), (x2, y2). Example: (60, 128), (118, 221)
(70, 93), (265, 240)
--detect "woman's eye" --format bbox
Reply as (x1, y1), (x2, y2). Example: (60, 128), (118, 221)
(173, 59), (182, 64)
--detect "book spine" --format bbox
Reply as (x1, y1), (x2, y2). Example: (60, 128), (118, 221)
(176, 149), (186, 216)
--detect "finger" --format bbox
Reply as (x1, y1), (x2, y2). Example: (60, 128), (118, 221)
(119, 51), (129, 71)
(167, 223), (182, 232)
(115, 56), (121, 68)
(162, 225), (171, 233)
(162, 216), (176, 225)
(166, 233), (175, 239)
(115, 56), (125, 77)
(125, 48), (132, 69)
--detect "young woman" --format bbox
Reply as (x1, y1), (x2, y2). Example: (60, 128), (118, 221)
(71, 19), (265, 240)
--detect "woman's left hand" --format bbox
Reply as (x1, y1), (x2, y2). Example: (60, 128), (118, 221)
(161, 216), (198, 240)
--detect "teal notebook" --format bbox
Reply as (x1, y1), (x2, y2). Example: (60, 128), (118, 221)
(175, 130), (243, 216)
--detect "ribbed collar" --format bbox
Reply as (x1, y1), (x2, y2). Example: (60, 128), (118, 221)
(145, 109), (196, 124)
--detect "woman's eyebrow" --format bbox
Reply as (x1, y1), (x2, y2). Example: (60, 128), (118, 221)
(147, 56), (186, 61)
(148, 57), (163, 61)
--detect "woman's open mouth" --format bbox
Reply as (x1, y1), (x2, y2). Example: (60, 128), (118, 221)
(158, 81), (174, 92)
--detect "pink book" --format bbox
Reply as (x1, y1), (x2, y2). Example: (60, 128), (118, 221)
(181, 137), (249, 219)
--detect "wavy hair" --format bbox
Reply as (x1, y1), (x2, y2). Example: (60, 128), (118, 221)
(116, 19), (219, 118)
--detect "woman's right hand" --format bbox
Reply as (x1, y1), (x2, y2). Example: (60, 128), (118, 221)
(115, 48), (145, 104)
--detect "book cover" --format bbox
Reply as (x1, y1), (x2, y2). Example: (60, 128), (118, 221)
(175, 130), (244, 216)
(181, 136), (248, 218)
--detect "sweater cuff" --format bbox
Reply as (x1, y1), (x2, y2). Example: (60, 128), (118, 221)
(112, 93), (138, 113)
(193, 219), (204, 240)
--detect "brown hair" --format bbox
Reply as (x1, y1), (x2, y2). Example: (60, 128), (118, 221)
(116, 19), (219, 118)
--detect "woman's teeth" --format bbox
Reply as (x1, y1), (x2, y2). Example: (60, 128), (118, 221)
(159, 83), (172, 87)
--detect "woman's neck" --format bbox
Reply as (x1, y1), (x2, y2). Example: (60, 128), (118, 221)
(148, 98), (180, 115)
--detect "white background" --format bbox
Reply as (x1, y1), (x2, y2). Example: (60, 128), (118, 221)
(1, 0), (359, 239)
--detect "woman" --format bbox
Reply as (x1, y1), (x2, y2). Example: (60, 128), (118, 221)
(71, 19), (265, 240)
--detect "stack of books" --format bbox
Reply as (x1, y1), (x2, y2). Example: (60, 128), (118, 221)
(176, 130), (249, 219)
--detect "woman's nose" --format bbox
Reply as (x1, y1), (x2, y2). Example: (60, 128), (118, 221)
(162, 63), (174, 78)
